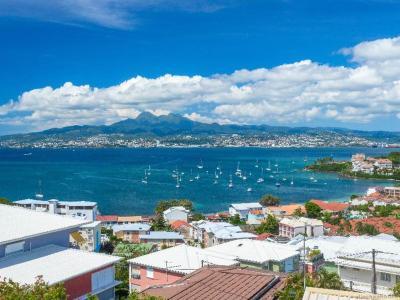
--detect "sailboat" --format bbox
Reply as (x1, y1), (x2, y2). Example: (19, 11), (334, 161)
(176, 176), (181, 188)
(195, 172), (200, 180)
(247, 187), (253, 192)
(242, 172), (247, 181)
(35, 180), (44, 200)
(257, 168), (264, 183)
(142, 170), (148, 184)
(290, 176), (294, 185)
(266, 161), (271, 171)
(255, 159), (259, 168)
(215, 170), (219, 179)
(197, 159), (204, 169)
(275, 181), (281, 187)
(147, 165), (151, 176)
(235, 162), (242, 177)
(228, 175), (234, 188)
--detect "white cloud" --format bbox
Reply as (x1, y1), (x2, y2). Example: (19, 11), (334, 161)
(2, 36), (400, 133)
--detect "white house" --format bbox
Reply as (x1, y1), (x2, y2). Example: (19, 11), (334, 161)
(190, 220), (256, 247)
(229, 202), (262, 219)
(14, 198), (98, 221)
(163, 206), (189, 224)
(279, 217), (323, 238)
(207, 239), (300, 273)
(78, 221), (102, 252)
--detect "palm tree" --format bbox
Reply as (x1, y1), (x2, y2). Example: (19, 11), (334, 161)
(315, 269), (344, 290)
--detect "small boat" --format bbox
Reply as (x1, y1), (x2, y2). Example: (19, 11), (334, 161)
(310, 176), (314, 180)
(235, 162), (242, 177)
(242, 173), (247, 181)
(195, 173), (200, 180)
(197, 159), (204, 169)
(147, 165), (151, 176)
(215, 170), (219, 179)
(257, 168), (264, 183)
(275, 182), (281, 187)
(247, 187), (253, 192)
(142, 170), (148, 184)
(269, 175), (274, 178)
(213, 179), (218, 185)
(313, 179), (318, 183)
(24, 153), (32, 156)
(290, 176), (294, 185)
(255, 159), (259, 168)
(176, 176), (180, 188)
(266, 161), (271, 171)
(282, 178), (287, 181)
(228, 175), (234, 188)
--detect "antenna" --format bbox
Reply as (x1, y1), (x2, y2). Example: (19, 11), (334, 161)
(371, 249), (376, 294)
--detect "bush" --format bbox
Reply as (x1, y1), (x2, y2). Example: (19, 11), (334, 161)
(155, 199), (193, 215)
(355, 222), (379, 236)
(259, 194), (280, 207)
(256, 215), (278, 234)
(305, 201), (322, 218)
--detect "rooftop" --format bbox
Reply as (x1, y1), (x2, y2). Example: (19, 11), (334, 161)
(171, 220), (191, 230)
(117, 216), (143, 222)
(129, 244), (237, 274)
(267, 204), (305, 215)
(96, 215), (118, 222)
(280, 217), (323, 228)
(193, 220), (257, 240)
(0, 204), (89, 245)
(230, 202), (263, 210)
(336, 252), (400, 274)
(207, 239), (299, 264)
(14, 199), (97, 207)
(0, 244), (121, 285)
(139, 231), (184, 240)
(112, 223), (151, 232)
(142, 266), (287, 300)
(163, 206), (190, 214)
(80, 220), (101, 228)
(310, 199), (349, 212)
(302, 287), (397, 300)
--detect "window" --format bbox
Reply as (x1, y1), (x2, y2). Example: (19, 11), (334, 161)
(5, 241), (25, 256)
(91, 266), (114, 291)
(146, 267), (154, 278)
(396, 275), (400, 283)
(380, 272), (391, 282)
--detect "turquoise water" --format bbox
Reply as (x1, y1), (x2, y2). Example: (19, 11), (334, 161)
(0, 147), (395, 215)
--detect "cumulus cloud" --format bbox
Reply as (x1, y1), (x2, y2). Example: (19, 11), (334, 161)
(2, 36), (400, 133)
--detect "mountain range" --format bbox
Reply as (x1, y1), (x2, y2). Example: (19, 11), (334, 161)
(1, 112), (400, 142)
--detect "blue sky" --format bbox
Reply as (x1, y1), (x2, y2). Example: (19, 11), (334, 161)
(1, 0), (400, 134)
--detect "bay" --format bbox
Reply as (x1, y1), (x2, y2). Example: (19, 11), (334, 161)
(0, 147), (395, 215)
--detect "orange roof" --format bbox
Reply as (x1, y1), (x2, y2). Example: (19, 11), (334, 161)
(310, 199), (349, 212)
(96, 215), (118, 222)
(267, 204), (305, 215)
(171, 220), (190, 230)
(256, 233), (273, 240)
(117, 216), (142, 222)
(325, 217), (400, 236)
(249, 209), (264, 215)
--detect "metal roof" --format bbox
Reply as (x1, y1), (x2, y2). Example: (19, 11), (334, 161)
(139, 231), (184, 240)
(112, 223), (151, 232)
(0, 244), (121, 285)
(0, 204), (89, 245)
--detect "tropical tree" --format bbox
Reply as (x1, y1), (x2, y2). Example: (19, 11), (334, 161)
(0, 197), (11, 205)
(293, 207), (305, 217)
(305, 201), (322, 218)
(155, 199), (193, 215)
(259, 194), (280, 207)
(0, 277), (66, 300)
(393, 281), (400, 297)
(229, 214), (246, 226)
(314, 269), (344, 290)
(151, 214), (170, 231)
(256, 215), (279, 234)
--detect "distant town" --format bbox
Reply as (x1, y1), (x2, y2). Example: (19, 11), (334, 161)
(0, 132), (392, 149)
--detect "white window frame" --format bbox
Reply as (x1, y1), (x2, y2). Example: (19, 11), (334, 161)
(146, 266), (154, 278)
(380, 272), (391, 282)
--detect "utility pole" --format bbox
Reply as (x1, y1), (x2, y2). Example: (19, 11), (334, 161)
(371, 249), (376, 294)
(165, 261), (169, 282)
(303, 233), (306, 291)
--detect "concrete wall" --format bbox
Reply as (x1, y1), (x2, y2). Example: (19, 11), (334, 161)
(164, 210), (188, 223)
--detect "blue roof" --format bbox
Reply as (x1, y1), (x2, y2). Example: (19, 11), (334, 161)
(112, 223), (151, 232)
(139, 231), (184, 240)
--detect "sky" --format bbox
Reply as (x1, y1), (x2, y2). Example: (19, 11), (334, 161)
(1, 0), (400, 134)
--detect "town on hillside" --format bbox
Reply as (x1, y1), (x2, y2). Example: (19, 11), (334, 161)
(1, 184), (400, 299)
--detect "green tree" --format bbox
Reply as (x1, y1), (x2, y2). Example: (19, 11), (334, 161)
(256, 215), (279, 234)
(259, 194), (280, 207)
(191, 213), (205, 221)
(305, 201), (322, 218)
(115, 260), (130, 298)
(151, 214), (170, 231)
(228, 214), (246, 226)
(0, 198), (12, 205)
(355, 222), (379, 236)
(393, 281), (400, 297)
(127, 291), (162, 300)
(314, 269), (344, 290)
(293, 207), (305, 217)
(155, 199), (193, 215)
(0, 277), (66, 300)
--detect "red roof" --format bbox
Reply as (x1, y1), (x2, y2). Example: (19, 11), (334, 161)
(325, 217), (400, 236)
(310, 199), (349, 212)
(96, 215), (118, 222)
(171, 220), (190, 230)
(256, 233), (273, 240)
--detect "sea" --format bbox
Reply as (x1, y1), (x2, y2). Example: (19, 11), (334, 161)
(0, 147), (396, 215)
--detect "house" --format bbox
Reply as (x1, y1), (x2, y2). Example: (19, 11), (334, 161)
(139, 231), (184, 249)
(14, 198), (98, 221)
(78, 220), (102, 252)
(310, 199), (349, 215)
(374, 158), (393, 170)
(97, 215), (119, 228)
(141, 266), (288, 300)
(302, 287), (398, 300)
(190, 221), (257, 247)
(246, 209), (264, 225)
(207, 239), (300, 273)
(229, 202), (262, 219)
(0, 204), (121, 300)
(117, 215), (144, 224)
(384, 186), (400, 198)
(336, 251), (400, 295)
(127, 244), (238, 292)
(170, 220), (193, 239)
(163, 206), (189, 224)
(264, 204), (305, 219)
(279, 217), (324, 238)
(112, 223), (151, 243)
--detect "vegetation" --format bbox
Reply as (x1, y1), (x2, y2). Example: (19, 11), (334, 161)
(292, 207), (305, 217)
(112, 243), (154, 259)
(388, 152), (400, 165)
(190, 213), (205, 221)
(151, 214), (171, 231)
(155, 199), (193, 215)
(0, 277), (66, 300)
(256, 215), (279, 234)
(393, 281), (400, 297)
(0, 197), (12, 205)
(307, 157), (351, 173)
(127, 291), (163, 300)
(276, 269), (344, 300)
(228, 214), (246, 226)
(305, 201), (321, 218)
(115, 260), (130, 298)
(259, 194), (280, 207)
(355, 222), (379, 236)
